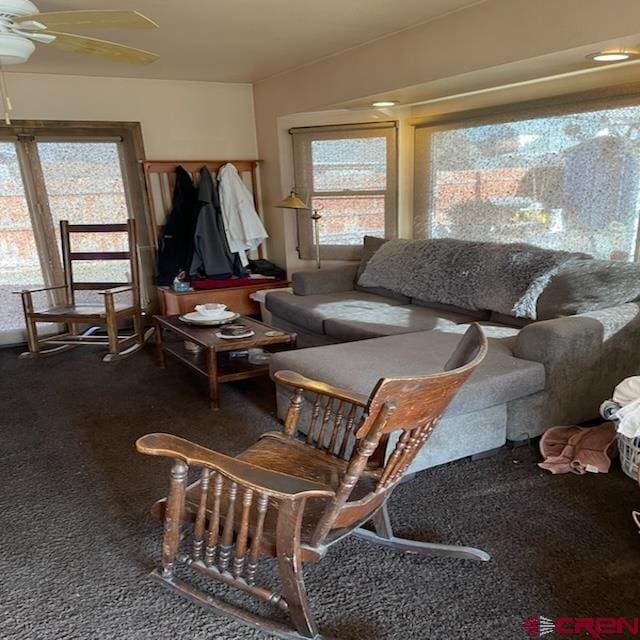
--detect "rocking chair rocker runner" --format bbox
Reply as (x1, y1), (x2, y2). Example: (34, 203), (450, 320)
(17, 219), (148, 362)
(137, 323), (489, 640)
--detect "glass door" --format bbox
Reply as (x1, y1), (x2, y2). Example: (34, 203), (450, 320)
(0, 137), (134, 345)
(38, 141), (130, 305)
(0, 142), (47, 345)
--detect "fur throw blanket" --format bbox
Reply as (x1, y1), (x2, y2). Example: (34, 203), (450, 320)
(357, 238), (586, 319)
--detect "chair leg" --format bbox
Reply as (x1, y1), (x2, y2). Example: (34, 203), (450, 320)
(277, 502), (319, 639)
(103, 313), (121, 362)
(20, 315), (40, 357)
(354, 503), (491, 562)
(133, 312), (144, 345)
(19, 318), (77, 358)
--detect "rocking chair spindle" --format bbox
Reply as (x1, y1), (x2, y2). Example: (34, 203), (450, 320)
(137, 323), (489, 640)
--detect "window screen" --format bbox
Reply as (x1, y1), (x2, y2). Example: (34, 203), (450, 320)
(414, 102), (640, 261)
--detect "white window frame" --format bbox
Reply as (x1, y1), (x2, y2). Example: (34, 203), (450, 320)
(290, 121), (398, 261)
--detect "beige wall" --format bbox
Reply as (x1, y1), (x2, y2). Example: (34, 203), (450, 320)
(254, 0), (640, 269)
(4, 71), (258, 159)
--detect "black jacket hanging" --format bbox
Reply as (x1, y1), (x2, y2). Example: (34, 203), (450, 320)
(156, 166), (198, 285)
(189, 167), (245, 279)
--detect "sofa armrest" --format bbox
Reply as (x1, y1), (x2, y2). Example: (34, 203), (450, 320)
(514, 303), (640, 367)
(292, 264), (359, 296)
(513, 303), (640, 424)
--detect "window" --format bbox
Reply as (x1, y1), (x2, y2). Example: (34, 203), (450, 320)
(0, 122), (147, 345)
(291, 122), (398, 260)
(414, 98), (640, 261)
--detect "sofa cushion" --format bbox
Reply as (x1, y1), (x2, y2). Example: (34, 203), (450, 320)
(489, 311), (533, 328)
(412, 298), (490, 321)
(271, 327), (545, 418)
(536, 257), (640, 320)
(355, 235), (386, 281)
(265, 290), (406, 335)
(323, 305), (469, 341)
(437, 322), (521, 350)
(292, 264), (359, 296)
(354, 235), (409, 302)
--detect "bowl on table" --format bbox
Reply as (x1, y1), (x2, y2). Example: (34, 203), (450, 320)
(194, 303), (228, 318)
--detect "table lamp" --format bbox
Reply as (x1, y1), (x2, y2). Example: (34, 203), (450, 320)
(277, 190), (322, 269)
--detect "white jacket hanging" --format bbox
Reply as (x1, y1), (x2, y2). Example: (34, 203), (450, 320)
(217, 163), (268, 266)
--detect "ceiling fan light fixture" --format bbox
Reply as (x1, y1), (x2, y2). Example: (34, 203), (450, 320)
(0, 31), (34, 64)
(0, 0), (38, 19)
(587, 51), (634, 62)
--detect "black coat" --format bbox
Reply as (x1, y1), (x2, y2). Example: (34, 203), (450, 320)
(156, 166), (198, 285)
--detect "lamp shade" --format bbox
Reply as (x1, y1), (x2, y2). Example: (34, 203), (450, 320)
(277, 191), (308, 209)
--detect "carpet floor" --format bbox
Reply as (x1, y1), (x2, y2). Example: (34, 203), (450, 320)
(1, 345), (639, 640)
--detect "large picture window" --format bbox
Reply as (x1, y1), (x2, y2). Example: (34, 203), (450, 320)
(414, 99), (640, 261)
(291, 122), (398, 260)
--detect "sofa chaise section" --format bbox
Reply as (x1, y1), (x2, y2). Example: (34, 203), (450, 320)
(270, 327), (546, 470)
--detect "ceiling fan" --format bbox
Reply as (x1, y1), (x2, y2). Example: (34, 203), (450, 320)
(0, 0), (159, 66)
(0, 1), (159, 123)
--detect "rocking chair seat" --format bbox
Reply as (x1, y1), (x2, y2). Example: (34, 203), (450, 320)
(239, 432), (349, 486)
(181, 432), (379, 559)
(31, 302), (134, 320)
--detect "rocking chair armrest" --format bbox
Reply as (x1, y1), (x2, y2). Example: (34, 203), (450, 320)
(273, 370), (369, 407)
(136, 433), (335, 500)
(13, 285), (68, 295)
(98, 285), (133, 296)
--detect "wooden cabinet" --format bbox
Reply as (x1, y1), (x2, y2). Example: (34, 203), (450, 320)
(156, 281), (290, 317)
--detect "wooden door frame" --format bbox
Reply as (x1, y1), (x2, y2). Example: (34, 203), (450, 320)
(1, 120), (150, 305)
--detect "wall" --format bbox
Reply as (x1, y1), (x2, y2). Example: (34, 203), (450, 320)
(254, 0), (640, 269)
(4, 71), (257, 159)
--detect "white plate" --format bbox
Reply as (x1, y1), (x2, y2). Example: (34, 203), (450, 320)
(179, 310), (239, 325)
(215, 331), (255, 340)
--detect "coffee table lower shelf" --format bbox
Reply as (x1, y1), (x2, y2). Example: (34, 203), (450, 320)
(162, 342), (272, 381)
(153, 315), (297, 410)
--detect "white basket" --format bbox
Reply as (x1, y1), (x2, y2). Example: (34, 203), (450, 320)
(617, 433), (640, 480)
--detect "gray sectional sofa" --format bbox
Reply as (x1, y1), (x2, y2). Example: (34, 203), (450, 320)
(267, 237), (640, 472)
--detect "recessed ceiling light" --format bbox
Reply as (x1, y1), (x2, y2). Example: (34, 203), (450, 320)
(371, 100), (397, 107)
(587, 51), (633, 62)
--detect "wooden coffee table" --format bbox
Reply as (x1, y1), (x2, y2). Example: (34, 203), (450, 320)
(153, 314), (297, 410)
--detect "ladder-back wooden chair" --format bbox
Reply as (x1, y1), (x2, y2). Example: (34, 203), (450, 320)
(18, 219), (146, 362)
(137, 324), (488, 639)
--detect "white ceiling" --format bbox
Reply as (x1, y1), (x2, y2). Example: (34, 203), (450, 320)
(14, 0), (485, 83)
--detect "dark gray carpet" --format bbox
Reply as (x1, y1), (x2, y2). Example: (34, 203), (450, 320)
(1, 345), (639, 640)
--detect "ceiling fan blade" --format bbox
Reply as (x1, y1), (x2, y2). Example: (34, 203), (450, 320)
(15, 10), (158, 31)
(45, 31), (159, 65)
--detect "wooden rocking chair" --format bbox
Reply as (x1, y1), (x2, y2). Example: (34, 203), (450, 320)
(136, 323), (488, 639)
(18, 219), (148, 362)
